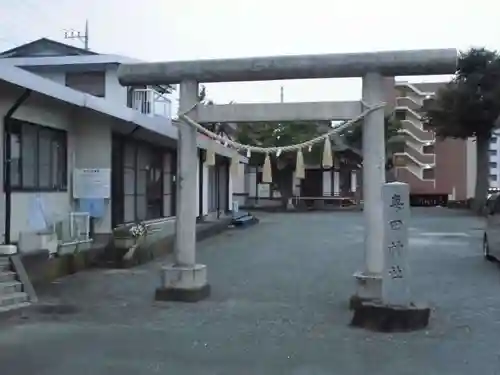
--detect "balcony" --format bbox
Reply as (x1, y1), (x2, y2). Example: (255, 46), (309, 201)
(130, 88), (172, 119)
(396, 96), (423, 111)
(395, 167), (436, 193)
(400, 119), (435, 142)
(400, 144), (435, 165)
(395, 82), (434, 97)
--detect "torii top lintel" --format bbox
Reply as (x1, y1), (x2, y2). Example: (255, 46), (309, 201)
(117, 49), (458, 86)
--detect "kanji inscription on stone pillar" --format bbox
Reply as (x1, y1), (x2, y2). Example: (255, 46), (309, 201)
(382, 182), (411, 306)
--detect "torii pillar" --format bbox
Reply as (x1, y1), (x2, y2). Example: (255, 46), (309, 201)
(117, 49), (457, 303)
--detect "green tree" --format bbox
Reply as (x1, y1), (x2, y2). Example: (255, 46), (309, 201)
(198, 85), (210, 104)
(338, 116), (404, 168)
(423, 48), (500, 212)
(235, 117), (402, 208)
(236, 121), (325, 207)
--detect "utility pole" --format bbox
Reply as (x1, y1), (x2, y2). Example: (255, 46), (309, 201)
(64, 20), (89, 50)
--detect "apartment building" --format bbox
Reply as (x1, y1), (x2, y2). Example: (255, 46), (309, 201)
(392, 81), (476, 201)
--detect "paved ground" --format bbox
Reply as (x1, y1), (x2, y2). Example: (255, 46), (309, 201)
(1, 208), (499, 375)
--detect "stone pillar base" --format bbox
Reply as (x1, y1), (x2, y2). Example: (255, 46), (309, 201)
(349, 271), (382, 310)
(351, 301), (430, 332)
(155, 263), (210, 303)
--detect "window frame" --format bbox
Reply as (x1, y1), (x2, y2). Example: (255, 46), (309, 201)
(5, 118), (68, 192)
(114, 135), (166, 223)
(422, 168), (435, 180)
(65, 71), (106, 97)
(423, 144), (435, 154)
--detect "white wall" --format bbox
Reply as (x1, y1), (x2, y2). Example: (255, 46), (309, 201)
(248, 168), (257, 197)
(0, 83), (124, 241)
(232, 162), (247, 208)
(232, 163), (246, 194)
(202, 162), (209, 216)
(0, 84), (73, 242)
(105, 67), (128, 106)
(0, 81), (233, 245)
(71, 110), (113, 234)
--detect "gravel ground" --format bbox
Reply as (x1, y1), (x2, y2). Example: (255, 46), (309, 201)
(0, 208), (499, 375)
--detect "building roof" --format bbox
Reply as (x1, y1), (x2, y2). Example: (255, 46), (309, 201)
(0, 63), (238, 159)
(0, 37), (98, 58)
(0, 37), (141, 71)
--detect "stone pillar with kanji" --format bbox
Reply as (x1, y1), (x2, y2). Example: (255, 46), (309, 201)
(382, 182), (411, 306)
(351, 182), (431, 332)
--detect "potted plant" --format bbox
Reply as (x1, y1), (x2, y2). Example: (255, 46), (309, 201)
(123, 222), (148, 262)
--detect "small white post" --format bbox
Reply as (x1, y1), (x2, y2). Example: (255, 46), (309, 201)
(322, 171), (332, 196)
(333, 171), (340, 195)
(350, 171), (357, 193)
(232, 201), (239, 217)
(382, 182), (411, 306)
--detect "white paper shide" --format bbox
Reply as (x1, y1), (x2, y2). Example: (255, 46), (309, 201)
(382, 182), (411, 306)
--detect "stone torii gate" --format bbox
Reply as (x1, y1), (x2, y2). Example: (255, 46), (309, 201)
(117, 49), (457, 303)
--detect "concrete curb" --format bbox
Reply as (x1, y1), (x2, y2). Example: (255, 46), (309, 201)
(241, 206), (361, 213)
(16, 218), (233, 287)
(98, 218), (233, 269)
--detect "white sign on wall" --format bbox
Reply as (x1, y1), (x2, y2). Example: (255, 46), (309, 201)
(382, 182), (411, 306)
(73, 168), (111, 199)
(257, 183), (271, 198)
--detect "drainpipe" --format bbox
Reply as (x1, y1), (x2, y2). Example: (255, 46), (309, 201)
(198, 150), (204, 220)
(3, 89), (32, 244)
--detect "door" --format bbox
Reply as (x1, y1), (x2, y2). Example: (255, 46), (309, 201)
(146, 148), (163, 220)
(111, 135), (124, 227)
(301, 169), (323, 197)
(207, 165), (218, 213)
(340, 167), (352, 195)
(217, 161), (229, 214)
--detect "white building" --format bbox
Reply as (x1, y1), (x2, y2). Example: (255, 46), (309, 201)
(0, 38), (241, 249)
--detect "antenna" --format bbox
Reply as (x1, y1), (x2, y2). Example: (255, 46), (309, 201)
(64, 20), (89, 50)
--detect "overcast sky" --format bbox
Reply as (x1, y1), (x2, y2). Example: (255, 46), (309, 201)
(1, 0), (499, 111)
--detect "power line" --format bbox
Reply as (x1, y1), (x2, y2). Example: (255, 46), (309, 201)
(64, 20), (89, 50)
